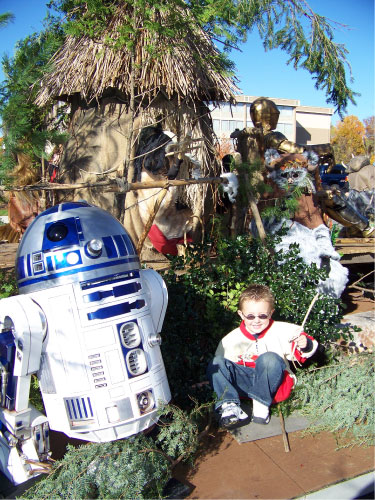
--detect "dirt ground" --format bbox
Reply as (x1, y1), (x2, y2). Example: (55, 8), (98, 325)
(172, 429), (374, 499)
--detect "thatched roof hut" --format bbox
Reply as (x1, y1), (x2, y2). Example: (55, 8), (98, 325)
(35, 5), (237, 107)
(35, 4), (239, 257)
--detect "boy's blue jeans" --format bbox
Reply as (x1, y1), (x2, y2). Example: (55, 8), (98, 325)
(206, 352), (285, 410)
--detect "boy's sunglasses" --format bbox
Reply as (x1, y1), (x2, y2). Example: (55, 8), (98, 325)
(242, 313), (270, 321)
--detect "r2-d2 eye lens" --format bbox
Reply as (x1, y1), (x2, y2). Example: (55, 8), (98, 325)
(86, 239), (103, 257)
(46, 223), (68, 242)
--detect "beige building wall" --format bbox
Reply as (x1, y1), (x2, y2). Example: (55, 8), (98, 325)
(296, 106), (333, 145)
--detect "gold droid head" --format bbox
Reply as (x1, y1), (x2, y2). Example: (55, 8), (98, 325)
(250, 97), (280, 131)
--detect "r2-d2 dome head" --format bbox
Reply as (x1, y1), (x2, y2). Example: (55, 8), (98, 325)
(16, 201), (139, 294)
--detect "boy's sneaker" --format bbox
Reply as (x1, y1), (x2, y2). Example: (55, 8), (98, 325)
(252, 399), (270, 425)
(251, 415), (270, 425)
(219, 402), (248, 427)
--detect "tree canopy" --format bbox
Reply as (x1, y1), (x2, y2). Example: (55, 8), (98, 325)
(0, 15), (66, 178)
(0, 12), (14, 29)
(331, 115), (366, 164)
(363, 116), (374, 162)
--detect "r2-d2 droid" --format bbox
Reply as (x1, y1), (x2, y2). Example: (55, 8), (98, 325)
(0, 201), (171, 485)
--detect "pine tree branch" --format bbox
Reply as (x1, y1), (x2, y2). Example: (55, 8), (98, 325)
(139, 447), (175, 465)
(320, 367), (348, 384)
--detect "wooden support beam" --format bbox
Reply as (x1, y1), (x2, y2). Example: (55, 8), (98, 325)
(4, 177), (227, 193)
(278, 404), (290, 453)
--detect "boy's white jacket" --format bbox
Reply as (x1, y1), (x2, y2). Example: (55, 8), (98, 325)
(215, 320), (318, 365)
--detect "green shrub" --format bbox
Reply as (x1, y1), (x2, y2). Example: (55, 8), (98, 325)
(156, 400), (211, 463)
(22, 436), (171, 499)
(21, 401), (208, 499)
(0, 269), (17, 298)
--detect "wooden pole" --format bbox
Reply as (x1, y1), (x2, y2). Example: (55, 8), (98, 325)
(280, 292), (321, 450)
(248, 190), (267, 242)
(40, 157), (47, 212)
(136, 187), (168, 254)
(243, 173), (267, 243)
(5, 177), (227, 193)
(278, 403), (290, 452)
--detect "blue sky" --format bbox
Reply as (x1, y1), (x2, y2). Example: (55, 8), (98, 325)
(0, 0), (374, 126)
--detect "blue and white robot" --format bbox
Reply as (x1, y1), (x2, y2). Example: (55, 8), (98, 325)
(0, 201), (171, 485)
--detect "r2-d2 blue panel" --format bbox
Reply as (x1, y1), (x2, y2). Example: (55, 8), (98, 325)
(14, 202), (171, 442)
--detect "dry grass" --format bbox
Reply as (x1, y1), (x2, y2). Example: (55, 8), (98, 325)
(35, 5), (238, 107)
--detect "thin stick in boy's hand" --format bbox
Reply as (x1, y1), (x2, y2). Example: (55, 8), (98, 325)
(289, 333), (308, 349)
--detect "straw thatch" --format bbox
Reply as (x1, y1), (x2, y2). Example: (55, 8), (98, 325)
(35, 4), (238, 107)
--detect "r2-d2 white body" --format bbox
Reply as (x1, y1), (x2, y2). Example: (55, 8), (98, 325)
(0, 201), (171, 483)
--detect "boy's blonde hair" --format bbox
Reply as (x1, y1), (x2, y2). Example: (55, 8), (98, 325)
(239, 284), (275, 310)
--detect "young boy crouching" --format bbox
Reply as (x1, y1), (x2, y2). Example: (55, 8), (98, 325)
(207, 283), (318, 427)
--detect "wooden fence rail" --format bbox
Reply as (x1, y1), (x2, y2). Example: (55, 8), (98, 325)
(3, 177), (228, 193)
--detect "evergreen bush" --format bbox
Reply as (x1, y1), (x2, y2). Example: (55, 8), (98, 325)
(295, 352), (374, 448)
(0, 269), (17, 299)
(21, 402), (207, 499)
(22, 436), (171, 499)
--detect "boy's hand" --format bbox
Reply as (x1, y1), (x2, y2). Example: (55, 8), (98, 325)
(295, 335), (308, 349)
(289, 333), (308, 349)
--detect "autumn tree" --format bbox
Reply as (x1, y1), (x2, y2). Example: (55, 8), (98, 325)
(216, 135), (235, 160)
(331, 115), (366, 164)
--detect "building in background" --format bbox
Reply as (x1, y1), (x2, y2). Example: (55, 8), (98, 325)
(209, 95), (333, 145)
